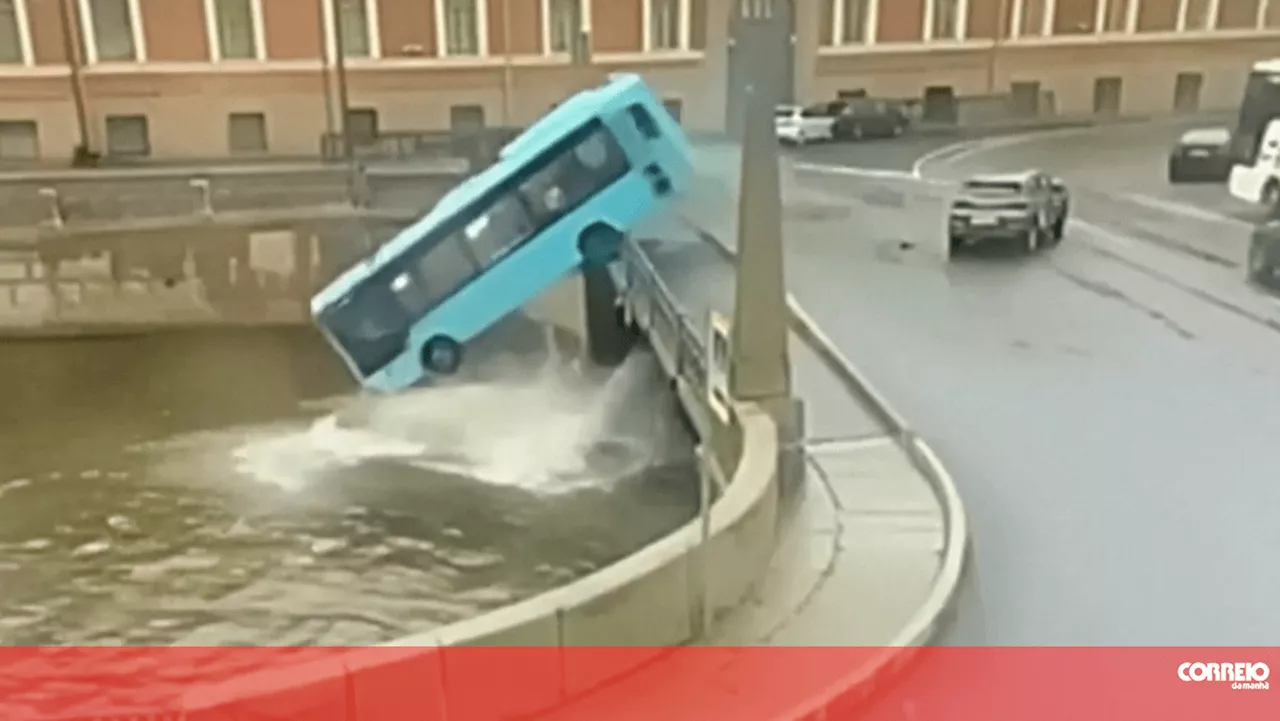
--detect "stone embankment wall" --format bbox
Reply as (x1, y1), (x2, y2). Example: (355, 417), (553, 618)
(0, 165), (457, 334)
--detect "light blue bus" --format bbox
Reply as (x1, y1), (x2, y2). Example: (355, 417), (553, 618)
(310, 73), (693, 392)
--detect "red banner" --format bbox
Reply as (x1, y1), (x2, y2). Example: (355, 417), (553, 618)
(1, 647), (1275, 721)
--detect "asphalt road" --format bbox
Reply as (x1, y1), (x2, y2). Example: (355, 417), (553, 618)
(780, 122), (1280, 648)
(666, 123), (1280, 652)
(636, 236), (884, 442)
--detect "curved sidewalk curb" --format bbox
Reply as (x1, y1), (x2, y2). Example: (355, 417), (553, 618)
(695, 228), (971, 716)
(908, 113), (1224, 178)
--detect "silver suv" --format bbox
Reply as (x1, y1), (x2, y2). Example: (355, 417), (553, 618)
(948, 170), (1070, 255)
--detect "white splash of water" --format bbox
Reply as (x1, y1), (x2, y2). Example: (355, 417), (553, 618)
(229, 352), (663, 494)
(230, 416), (427, 492)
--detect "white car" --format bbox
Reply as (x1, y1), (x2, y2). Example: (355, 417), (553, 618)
(774, 104), (835, 146)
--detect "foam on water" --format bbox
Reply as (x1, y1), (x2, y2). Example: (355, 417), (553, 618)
(229, 352), (667, 494)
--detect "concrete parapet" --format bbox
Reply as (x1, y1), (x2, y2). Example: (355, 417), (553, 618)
(557, 532), (696, 691)
(699, 405), (780, 615)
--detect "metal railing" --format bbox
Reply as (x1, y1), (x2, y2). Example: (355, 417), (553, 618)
(0, 164), (466, 233)
(618, 235), (709, 406)
(319, 128), (522, 169)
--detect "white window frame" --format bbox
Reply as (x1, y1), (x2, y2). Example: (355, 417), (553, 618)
(77, 0), (146, 63)
(831, 0), (879, 45)
(434, 0), (488, 57)
(321, 0), (381, 61)
(1009, 0), (1055, 38)
(1259, 0), (1270, 28)
(1125, 0), (1140, 33)
(642, 0), (691, 52)
(0, 0), (34, 66)
(1176, 0), (1219, 30)
(541, 0), (585, 55)
(923, 0), (969, 41)
(203, 0), (266, 62)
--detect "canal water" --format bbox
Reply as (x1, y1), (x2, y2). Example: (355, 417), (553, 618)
(0, 326), (697, 645)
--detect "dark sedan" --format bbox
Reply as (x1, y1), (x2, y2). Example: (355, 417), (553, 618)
(818, 99), (910, 141)
(1168, 127), (1232, 183)
(1248, 220), (1280, 291)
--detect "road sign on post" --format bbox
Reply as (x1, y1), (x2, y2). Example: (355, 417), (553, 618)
(707, 311), (732, 424)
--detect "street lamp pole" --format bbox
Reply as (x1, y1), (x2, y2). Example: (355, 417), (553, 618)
(330, 0), (362, 209)
(986, 0), (1009, 95)
(331, 0), (354, 165)
(501, 0), (514, 126)
(58, 0), (93, 164)
(317, 0), (336, 144)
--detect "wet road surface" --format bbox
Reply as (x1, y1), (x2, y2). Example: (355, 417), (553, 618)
(671, 128), (1280, 647)
(636, 236), (884, 441)
(0, 326), (697, 645)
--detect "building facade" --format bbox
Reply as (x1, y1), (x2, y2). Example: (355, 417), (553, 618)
(0, 0), (1276, 160)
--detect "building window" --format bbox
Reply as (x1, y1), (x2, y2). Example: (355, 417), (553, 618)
(442, 0), (480, 55)
(228, 112), (267, 154)
(663, 98), (683, 122)
(1102, 0), (1132, 31)
(450, 104), (486, 131)
(1016, 0), (1050, 36)
(0, 0), (30, 65)
(928, 0), (962, 40)
(337, 0), (371, 57)
(1093, 76), (1122, 116)
(209, 0), (260, 60)
(0, 120), (38, 159)
(839, 0), (873, 43)
(105, 115), (149, 157)
(1173, 72), (1202, 113)
(647, 0), (687, 50)
(82, 0), (141, 62)
(547, 0), (576, 53)
(346, 108), (378, 145)
(1009, 81), (1041, 117)
(1180, 0), (1214, 29)
(740, 0), (774, 19)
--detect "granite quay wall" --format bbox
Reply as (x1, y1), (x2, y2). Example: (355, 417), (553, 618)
(0, 164), (464, 334)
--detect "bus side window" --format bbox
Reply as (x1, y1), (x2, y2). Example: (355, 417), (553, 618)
(521, 128), (626, 217)
(628, 104), (661, 140)
(463, 194), (533, 265)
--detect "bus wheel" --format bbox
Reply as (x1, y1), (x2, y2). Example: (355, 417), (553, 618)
(578, 224), (623, 269)
(422, 336), (463, 375)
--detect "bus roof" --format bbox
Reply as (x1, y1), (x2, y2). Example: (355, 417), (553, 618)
(311, 73), (649, 312)
(1254, 59), (1280, 74)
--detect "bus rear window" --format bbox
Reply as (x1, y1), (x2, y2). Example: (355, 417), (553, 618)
(629, 104), (661, 140)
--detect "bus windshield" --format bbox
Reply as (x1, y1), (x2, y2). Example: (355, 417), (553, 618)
(1230, 68), (1280, 165)
(318, 120), (630, 377)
